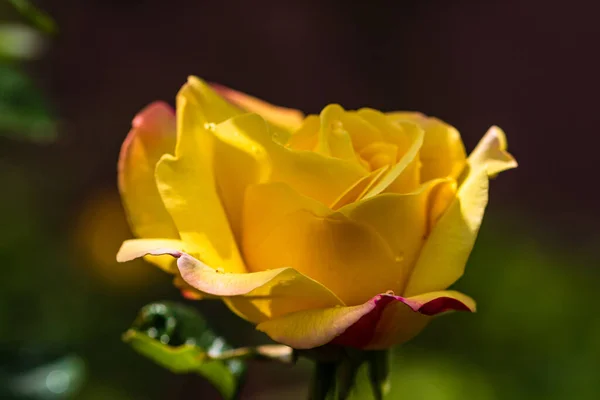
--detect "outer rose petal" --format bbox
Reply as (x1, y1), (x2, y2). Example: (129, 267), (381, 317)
(359, 290), (475, 350)
(117, 101), (178, 272)
(210, 82), (304, 134)
(116, 239), (344, 324)
(404, 126), (517, 296)
(468, 126), (518, 177)
(186, 77), (301, 146)
(257, 291), (475, 349)
(117, 238), (188, 262)
(183, 76), (245, 125)
(155, 84), (246, 273)
(117, 238), (203, 298)
(118, 102), (177, 237)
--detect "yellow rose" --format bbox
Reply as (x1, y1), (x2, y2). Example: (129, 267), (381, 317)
(117, 77), (517, 349)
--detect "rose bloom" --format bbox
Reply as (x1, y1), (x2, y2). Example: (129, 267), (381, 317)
(117, 77), (516, 350)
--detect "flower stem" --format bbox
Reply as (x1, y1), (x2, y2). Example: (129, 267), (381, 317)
(309, 361), (338, 400)
(212, 344), (293, 363)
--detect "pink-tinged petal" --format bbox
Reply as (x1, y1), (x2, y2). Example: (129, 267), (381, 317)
(257, 300), (380, 350)
(172, 275), (204, 300)
(397, 290), (476, 315)
(210, 82), (304, 133)
(363, 291), (475, 349)
(257, 291), (475, 350)
(118, 102), (178, 238)
(131, 101), (176, 133)
(116, 239), (186, 262)
(334, 291), (475, 349)
(116, 239), (343, 324)
(117, 239), (204, 299)
(118, 101), (178, 239)
(363, 296), (430, 350)
(178, 253), (344, 323)
(118, 103), (179, 272)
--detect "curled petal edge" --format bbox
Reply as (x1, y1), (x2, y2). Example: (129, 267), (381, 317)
(257, 291), (475, 350)
(117, 239), (343, 322)
(468, 125), (518, 177)
(117, 240), (475, 349)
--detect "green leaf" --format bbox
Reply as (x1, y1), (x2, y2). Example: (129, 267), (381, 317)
(0, 63), (57, 143)
(6, 0), (57, 35)
(123, 302), (246, 400)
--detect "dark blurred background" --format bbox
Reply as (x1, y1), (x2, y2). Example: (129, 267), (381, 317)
(1, 0), (599, 399)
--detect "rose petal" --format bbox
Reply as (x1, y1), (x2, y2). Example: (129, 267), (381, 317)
(118, 101), (177, 239)
(210, 82), (304, 134)
(387, 112), (467, 181)
(184, 76), (246, 125)
(116, 238), (186, 262)
(210, 114), (272, 241)
(155, 84), (246, 273)
(315, 104), (360, 162)
(468, 125), (518, 177)
(208, 111), (367, 207)
(330, 166), (389, 210)
(357, 110), (424, 197)
(118, 101), (178, 272)
(117, 239), (204, 297)
(243, 182), (403, 306)
(338, 179), (455, 293)
(116, 239), (343, 323)
(404, 126), (517, 296)
(257, 291), (475, 349)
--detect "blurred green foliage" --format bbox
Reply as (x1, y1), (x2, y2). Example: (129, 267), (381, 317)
(0, 352), (85, 399)
(0, 24), (46, 60)
(6, 0), (57, 35)
(0, 0), (56, 143)
(0, 63), (56, 142)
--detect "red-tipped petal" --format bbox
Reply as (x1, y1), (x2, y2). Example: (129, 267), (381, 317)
(257, 291), (475, 350)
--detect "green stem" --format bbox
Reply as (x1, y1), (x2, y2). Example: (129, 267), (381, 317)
(309, 361), (338, 400)
(366, 350), (390, 400)
(213, 344), (293, 363)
